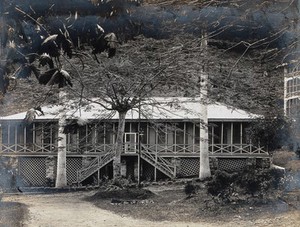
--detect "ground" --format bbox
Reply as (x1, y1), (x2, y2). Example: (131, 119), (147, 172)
(0, 199), (27, 227)
(1, 150), (300, 227)
(1, 183), (300, 227)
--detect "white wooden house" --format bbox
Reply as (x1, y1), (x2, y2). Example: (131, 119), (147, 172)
(0, 97), (269, 187)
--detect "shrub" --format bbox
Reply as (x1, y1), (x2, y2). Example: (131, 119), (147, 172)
(184, 181), (196, 198)
(206, 170), (237, 204)
(246, 116), (291, 151)
(207, 166), (284, 204)
(111, 177), (133, 189)
(236, 165), (272, 197)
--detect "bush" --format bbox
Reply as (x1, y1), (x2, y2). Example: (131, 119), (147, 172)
(206, 170), (238, 204)
(184, 181), (196, 198)
(207, 166), (283, 204)
(236, 165), (272, 197)
(246, 116), (291, 151)
(111, 177), (133, 189)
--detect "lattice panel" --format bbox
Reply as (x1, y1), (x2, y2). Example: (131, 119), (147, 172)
(218, 158), (247, 172)
(142, 160), (154, 180)
(19, 157), (47, 187)
(157, 157), (172, 179)
(180, 158), (199, 177)
(66, 158), (82, 184)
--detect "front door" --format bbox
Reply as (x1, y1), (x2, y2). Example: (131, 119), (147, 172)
(124, 133), (137, 153)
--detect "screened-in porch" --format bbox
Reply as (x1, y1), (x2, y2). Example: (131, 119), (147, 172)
(0, 120), (268, 158)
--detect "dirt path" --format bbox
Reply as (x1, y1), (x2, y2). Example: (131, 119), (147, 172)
(3, 191), (300, 227)
(3, 192), (213, 227)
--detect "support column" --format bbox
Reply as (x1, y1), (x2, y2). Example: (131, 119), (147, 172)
(230, 122), (233, 153)
(221, 122), (224, 149)
(24, 125), (27, 151)
(211, 126), (214, 153)
(14, 124), (17, 152)
(41, 123), (44, 152)
(8, 122), (10, 146)
(33, 123), (36, 152)
(154, 128), (158, 182)
(183, 122), (186, 152)
(0, 124), (2, 151)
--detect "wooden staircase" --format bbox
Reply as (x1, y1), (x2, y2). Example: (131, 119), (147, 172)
(140, 144), (176, 179)
(74, 144), (176, 185)
(75, 150), (114, 185)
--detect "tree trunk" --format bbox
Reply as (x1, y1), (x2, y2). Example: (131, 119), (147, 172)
(199, 69), (211, 180)
(113, 111), (127, 179)
(55, 90), (67, 188)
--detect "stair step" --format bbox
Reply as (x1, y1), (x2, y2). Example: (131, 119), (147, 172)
(140, 153), (175, 179)
(75, 151), (114, 184)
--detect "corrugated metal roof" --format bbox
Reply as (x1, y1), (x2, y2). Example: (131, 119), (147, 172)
(0, 97), (259, 121)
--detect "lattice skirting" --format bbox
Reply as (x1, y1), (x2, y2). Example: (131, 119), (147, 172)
(19, 157), (83, 187)
(66, 158), (83, 184)
(19, 157), (47, 187)
(217, 158), (247, 172)
(141, 160), (154, 180)
(179, 158), (199, 177)
(141, 159), (170, 180)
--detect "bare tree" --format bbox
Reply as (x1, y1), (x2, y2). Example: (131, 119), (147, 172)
(0, 0), (295, 184)
(68, 42), (168, 178)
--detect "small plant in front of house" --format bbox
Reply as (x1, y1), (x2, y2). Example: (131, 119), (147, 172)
(184, 181), (197, 198)
(206, 170), (238, 204)
(236, 165), (273, 199)
(206, 164), (286, 206)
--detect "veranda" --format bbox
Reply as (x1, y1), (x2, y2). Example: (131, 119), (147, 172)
(0, 98), (269, 186)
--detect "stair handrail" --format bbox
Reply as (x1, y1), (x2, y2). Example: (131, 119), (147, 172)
(76, 149), (114, 183)
(140, 144), (175, 178)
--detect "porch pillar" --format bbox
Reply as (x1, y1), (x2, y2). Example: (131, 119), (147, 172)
(183, 122), (186, 151)
(0, 123), (2, 151)
(14, 123), (17, 152)
(240, 123), (243, 153)
(8, 122), (10, 146)
(154, 128), (158, 182)
(221, 122), (224, 151)
(24, 125), (27, 151)
(41, 123), (44, 152)
(93, 123), (97, 152)
(211, 126), (214, 153)
(230, 122), (233, 153)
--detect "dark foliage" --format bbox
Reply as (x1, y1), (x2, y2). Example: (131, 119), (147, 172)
(0, 69), (9, 95)
(295, 147), (300, 159)
(39, 33), (72, 59)
(246, 115), (291, 151)
(33, 68), (73, 88)
(236, 165), (273, 197)
(207, 166), (283, 204)
(206, 170), (238, 203)
(184, 181), (196, 198)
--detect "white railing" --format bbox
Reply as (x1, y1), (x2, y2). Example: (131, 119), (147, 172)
(209, 144), (268, 156)
(140, 144), (175, 178)
(75, 149), (114, 184)
(0, 142), (268, 156)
